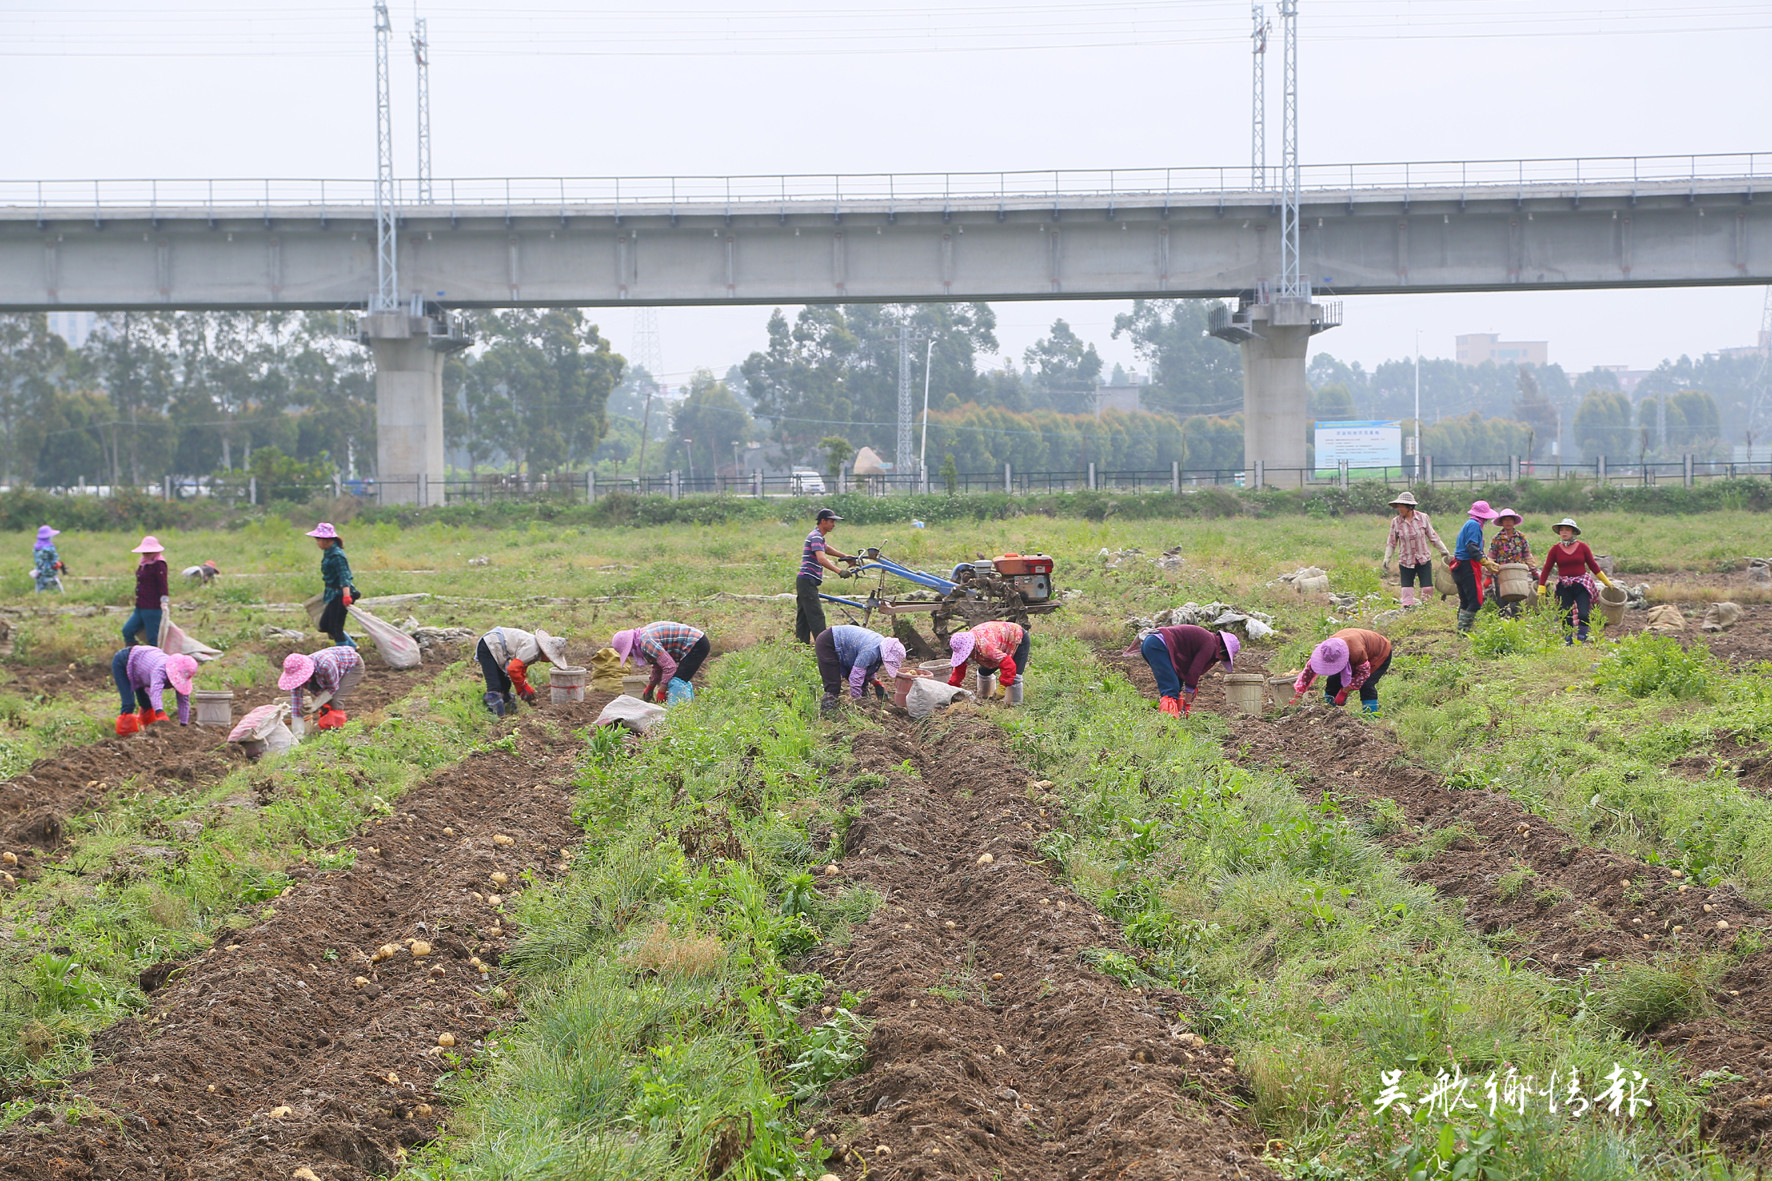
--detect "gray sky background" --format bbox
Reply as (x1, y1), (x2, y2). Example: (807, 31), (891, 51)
(4, 0), (1769, 384)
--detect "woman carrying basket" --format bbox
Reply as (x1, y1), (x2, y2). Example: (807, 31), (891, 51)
(1380, 492), (1451, 609)
(1486, 509), (1533, 619)
(1537, 518), (1616, 645)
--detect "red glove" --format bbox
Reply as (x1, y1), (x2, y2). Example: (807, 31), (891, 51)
(947, 664), (967, 688)
(996, 656), (1017, 688)
(1333, 689), (1350, 707)
(342, 589), (353, 607)
(1158, 696), (1182, 717)
(316, 707), (348, 730)
(1181, 698), (1192, 716)
(641, 684), (658, 703)
(506, 658), (532, 696)
(116, 713), (141, 736)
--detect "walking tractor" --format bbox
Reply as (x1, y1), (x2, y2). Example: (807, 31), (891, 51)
(820, 548), (1060, 651)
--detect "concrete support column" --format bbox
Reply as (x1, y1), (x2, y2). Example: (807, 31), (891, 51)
(366, 314), (447, 508)
(1236, 303), (1319, 490)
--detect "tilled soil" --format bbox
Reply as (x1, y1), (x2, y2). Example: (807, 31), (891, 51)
(1221, 704), (1772, 1154)
(806, 709), (1271, 1181)
(0, 661), (118, 702)
(0, 666), (426, 879)
(0, 695), (613, 1181)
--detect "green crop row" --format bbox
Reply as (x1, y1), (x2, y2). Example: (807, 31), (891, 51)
(404, 645), (877, 1181)
(994, 635), (1741, 1180)
(0, 667), (481, 1093)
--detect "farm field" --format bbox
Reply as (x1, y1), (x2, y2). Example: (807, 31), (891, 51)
(3, 505), (1772, 1179)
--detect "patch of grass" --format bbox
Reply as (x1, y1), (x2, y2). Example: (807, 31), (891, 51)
(629, 924), (727, 978)
(1594, 634), (1720, 701)
(1590, 957), (1724, 1035)
(1362, 796), (1408, 837)
(1394, 823), (1480, 864)
(1495, 862), (1537, 902)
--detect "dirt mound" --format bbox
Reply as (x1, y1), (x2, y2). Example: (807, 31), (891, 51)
(0, 661), (117, 701)
(1610, 601), (1772, 664)
(0, 666), (425, 878)
(807, 712), (1270, 1180)
(1224, 704), (1772, 1154)
(0, 695), (615, 1181)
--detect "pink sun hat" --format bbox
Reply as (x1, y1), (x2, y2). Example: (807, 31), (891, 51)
(879, 638), (906, 676)
(1492, 508), (1523, 527)
(305, 522), (339, 539)
(949, 631), (976, 667)
(1467, 500), (1499, 522)
(1219, 631), (1241, 671)
(164, 654), (200, 696)
(131, 535), (164, 554)
(1307, 637), (1351, 679)
(610, 629), (639, 666)
(278, 652), (317, 690)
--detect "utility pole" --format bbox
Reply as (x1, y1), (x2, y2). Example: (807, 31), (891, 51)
(1413, 329), (1421, 480)
(1251, 4), (1269, 190)
(1277, 0), (1303, 300)
(1747, 287), (1772, 451)
(897, 323), (916, 483)
(412, 15), (432, 204)
(918, 336), (935, 481)
(371, 0), (398, 312)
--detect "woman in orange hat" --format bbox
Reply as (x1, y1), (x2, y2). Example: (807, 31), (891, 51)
(123, 535), (169, 647)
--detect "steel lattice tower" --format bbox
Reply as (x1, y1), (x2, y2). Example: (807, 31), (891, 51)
(1277, 0), (1303, 300)
(897, 324), (915, 476)
(632, 307), (664, 380)
(1749, 287), (1772, 443)
(372, 0), (399, 311)
(1251, 5), (1268, 191)
(412, 16), (432, 204)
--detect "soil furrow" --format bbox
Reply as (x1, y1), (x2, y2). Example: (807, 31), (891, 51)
(0, 694), (613, 1181)
(807, 711), (1270, 1181)
(0, 665), (425, 879)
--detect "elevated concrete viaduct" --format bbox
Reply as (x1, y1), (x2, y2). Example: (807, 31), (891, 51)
(4, 163), (1770, 498)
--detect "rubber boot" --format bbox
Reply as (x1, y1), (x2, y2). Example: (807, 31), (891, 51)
(483, 691), (506, 718)
(1577, 621), (1591, 644)
(1324, 689), (1337, 707)
(504, 691), (519, 712)
(1456, 609), (1476, 633)
(820, 692), (839, 717)
(115, 713), (140, 736)
(1158, 695), (1182, 717)
(1399, 587), (1417, 608)
(1362, 699), (1381, 715)
(138, 706), (157, 728)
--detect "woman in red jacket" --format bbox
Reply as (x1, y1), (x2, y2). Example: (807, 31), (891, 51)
(1537, 518), (1616, 644)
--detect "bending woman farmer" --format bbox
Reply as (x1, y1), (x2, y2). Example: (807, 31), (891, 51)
(613, 621), (711, 706)
(33, 526), (66, 593)
(1450, 500), (1499, 633)
(123, 535), (169, 647)
(1290, 628), (1393, 714)
(1137, 623), (1239, 717)
(280, 645), (364, 730)
(814, 625), (905, 716)
(947, 621), (1030, 699)
(307, 523), (357, 648)
(1537, 518), (1614, 644)
(110, 646), (198, 735)
(477, 627), (568, 717)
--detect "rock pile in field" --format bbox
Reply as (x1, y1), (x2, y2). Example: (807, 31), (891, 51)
(1271, 565), (1330, 594)
(1126, 601), (1276, 641)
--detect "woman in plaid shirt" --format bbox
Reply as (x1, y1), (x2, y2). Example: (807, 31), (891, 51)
(1380, 492), (1450, 609)
(612, 621), (710, 704)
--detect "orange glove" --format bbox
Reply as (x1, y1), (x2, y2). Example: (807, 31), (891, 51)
(116, 713), (140, 736)
(1158, 696), (1182, 717)
(342, 589), (354, 607)
(996, 656), (1018, 688)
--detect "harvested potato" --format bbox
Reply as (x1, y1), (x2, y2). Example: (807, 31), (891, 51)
(490, 872), (509, 886)
(411, 940), (432, 958)
(293, 1170), (322, 1181)
(488, 893), (503, 906)
(443, 827), (455, 836)
(823, 864), (840, 877)
(438, 1032), (456, 1047)
(1, 852), (16, 866)
(415, 1103), (434, 1117)
(374, 943), (400, 962)
(1718, 920), (1731, 930)
(976, 853), (994, 866)
(269, 1105), (293, 1119)
(354, 976), (370, 989)
(493, 834), (514, 846)
(429, 965), (446, 978)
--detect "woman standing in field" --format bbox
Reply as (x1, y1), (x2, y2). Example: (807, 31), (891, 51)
(1289, 629), (1393, 715)
(1380, 492), (1450, 609)
(1537, 518), (1616, 644)
(122, 536), (169, 647)
(1449, 500), (1499, 634)
(33, 526), (66, 593)
(1486, 509), (1532, 618)
(307, 523), (357, 649)
(1135, 624), (1239, 718)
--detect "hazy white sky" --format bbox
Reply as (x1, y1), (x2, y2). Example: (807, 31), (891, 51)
(4, 0), (1769, 381)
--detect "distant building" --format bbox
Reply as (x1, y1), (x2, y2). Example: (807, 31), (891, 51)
(1093, 383), (1147, 417)
(1455, 333), (1547, 367)
(47, 310), (98, 350)
(1593, 365), (1652, 395)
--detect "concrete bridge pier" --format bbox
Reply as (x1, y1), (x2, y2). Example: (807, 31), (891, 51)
(360, 310), (454, 507)
(1210, 299), (1339, 489)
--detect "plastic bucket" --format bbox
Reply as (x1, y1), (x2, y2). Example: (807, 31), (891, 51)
(620, 674), (648, 698)
(919, 660), (952, 675)
(1496, 563), (1533, 604)
(893, 669), (932, 707)
(1224, 672), (1266, 716)
(550, 666), (588, 704)
(1597, 584), (1629, 628)
(193, 689), (234, 727)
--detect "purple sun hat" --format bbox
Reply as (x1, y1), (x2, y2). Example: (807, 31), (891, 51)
(610, 629), (638, 667)
(1219, 631), (1241, 670)
(949, 631), (977, 667)
(1308, 637), (1351, 679)
(879, 638), (906, 676)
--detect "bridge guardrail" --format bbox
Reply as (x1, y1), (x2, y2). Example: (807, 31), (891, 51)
(2, 152), (1767, 218)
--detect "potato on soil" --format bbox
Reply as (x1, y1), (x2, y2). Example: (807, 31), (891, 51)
(1, 851), (16, 865)
(493, 834), (514, 846)
(411, 940), (432, 957)
(354, 976), (370, 989)
(490, 871), (509, 886)
(269, 1105), (293, 1119)
(976, 853), (994, 865)
(437, 1032), (456, 1047)
(293, 1170), (322, 1181)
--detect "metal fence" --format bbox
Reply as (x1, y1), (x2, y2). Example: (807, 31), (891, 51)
(35, 454), (1772, 509)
